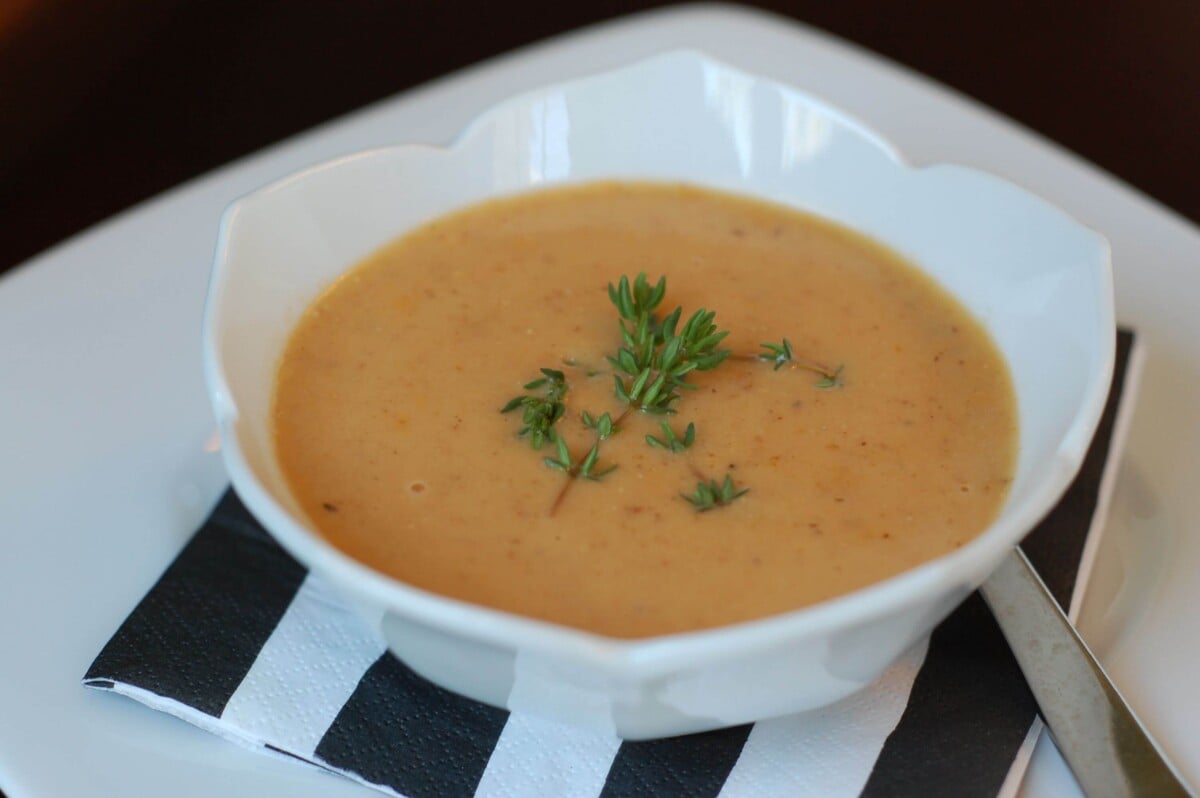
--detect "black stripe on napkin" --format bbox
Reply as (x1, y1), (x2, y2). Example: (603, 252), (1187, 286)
(860, 594), (1036, 797)
(314, 653), (509, 798)
(861, 328), (1134, 797)
(600, 720), (748, 796)
(600, 724), (754, 798)
(83, 490), (307, 717)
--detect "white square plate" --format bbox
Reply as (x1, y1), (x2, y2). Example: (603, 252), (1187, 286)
(2, 5), (1197, 796)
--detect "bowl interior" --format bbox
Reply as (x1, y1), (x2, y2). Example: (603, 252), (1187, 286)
(205, 50), (1113, 642)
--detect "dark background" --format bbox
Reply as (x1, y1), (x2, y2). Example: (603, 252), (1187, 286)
(2, 0), (1199, 279)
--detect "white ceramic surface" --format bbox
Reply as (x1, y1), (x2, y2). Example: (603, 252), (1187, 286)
(3, 5), (1198, 796)
(204, 51), (1112, 740)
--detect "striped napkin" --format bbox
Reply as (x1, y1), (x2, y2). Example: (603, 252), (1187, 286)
(84, 331), (1139, 797)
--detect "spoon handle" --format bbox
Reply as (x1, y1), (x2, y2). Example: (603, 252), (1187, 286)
(980, 548), (1192, 798)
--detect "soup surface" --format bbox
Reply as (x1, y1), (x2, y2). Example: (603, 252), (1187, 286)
(274, 183), (1017, 638)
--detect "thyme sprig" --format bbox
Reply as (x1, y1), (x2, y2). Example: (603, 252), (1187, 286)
(607, 273), (731, 414)
(757, 338), (844, 388)
(645, 420), (695, 453)
(500, 368), (567, 449)
(682, 473), (749, 512)
(547, 411), (621, 515)
(544, 435), (617, 481)
(502, 274), (844, 515)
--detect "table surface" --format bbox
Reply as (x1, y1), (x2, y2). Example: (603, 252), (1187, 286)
(2, 0), (1199, 277)
(3, 4), (1199, 798)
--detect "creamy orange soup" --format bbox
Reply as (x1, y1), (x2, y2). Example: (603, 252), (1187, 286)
(274, 183), (1017, 638)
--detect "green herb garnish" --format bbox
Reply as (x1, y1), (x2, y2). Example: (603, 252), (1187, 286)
(581, 410), (617, 440)
(543, 435), (617, 481)
(500, 367), (567, 449)
(759, 338), (795, 371)
(502, 274), (843, 514)
(645, 420), (695, 453)
(757, 338), (844, 387)
(814, 364), (845, 389)
(682, 473), (749, 512)
(608, 273), (730, 415)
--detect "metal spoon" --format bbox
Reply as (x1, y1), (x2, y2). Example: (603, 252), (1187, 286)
(980, 548), (1192, 797)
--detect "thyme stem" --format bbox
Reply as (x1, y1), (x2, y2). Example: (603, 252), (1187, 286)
(548, 406), (632, 516)
(730, 350), (842, 384)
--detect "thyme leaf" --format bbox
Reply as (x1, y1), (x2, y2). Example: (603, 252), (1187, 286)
(814, 364), (845, 389)
(759, 338), (795, 371)
(581, 410), (617, 440)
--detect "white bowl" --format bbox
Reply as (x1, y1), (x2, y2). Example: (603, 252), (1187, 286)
(203, 51), (1113, 739)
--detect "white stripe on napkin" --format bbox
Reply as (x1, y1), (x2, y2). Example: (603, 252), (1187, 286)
(719, 637), (929, 797)
(220, 573), (387, 754)
(475, 713), (622, 798)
